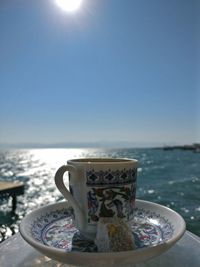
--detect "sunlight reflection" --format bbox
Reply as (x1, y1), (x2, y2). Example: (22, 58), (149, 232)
(30, 148), (87, 168)
(149, 218), (160, 226)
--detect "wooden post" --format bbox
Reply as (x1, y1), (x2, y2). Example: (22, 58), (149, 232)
(12, 196), (17, 212)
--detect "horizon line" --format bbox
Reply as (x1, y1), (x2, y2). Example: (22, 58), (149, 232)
(0, 140), (198, 149)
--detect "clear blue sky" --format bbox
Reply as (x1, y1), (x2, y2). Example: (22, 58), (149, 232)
(0, 0), (199, 147)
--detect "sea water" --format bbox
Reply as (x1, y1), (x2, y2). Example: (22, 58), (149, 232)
(0, 148), (200, 242)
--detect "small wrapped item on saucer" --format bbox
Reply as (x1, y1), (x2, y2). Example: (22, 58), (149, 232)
(95, 217), (136, 252)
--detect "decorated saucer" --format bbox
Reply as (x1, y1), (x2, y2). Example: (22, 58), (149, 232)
(20, 199), (186, 267)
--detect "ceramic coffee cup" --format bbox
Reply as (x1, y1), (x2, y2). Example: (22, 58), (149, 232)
(54, 158), (138, 238)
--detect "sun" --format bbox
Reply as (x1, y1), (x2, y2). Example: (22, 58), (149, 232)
(55, 0), (83, 12)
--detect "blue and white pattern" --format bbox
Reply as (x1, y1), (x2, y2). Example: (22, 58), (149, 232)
(31, 207), (76, 250)
(132, 208), (174, 248)
(31, 206), (174, 252)
(86, 168), (137, 186)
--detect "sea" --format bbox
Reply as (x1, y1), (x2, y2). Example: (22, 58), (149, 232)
(0, 148), (200, 243)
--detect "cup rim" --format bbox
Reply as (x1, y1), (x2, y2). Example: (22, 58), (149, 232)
(67, 157), (138, 165)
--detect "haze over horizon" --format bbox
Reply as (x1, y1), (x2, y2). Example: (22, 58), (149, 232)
(0, 140), (199, 149)
(0, 0), (200, 147)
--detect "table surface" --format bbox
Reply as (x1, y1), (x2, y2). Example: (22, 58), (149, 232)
(0, 181), (24, 191)
(0, 231), (200, 267)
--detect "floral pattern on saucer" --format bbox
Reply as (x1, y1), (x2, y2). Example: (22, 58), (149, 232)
(132, 208), (174, 248)
(31, 207), (174, 252)
(31, 207), (76, 250)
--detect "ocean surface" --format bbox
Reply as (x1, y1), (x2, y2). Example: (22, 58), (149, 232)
(0, 148), (200, 242)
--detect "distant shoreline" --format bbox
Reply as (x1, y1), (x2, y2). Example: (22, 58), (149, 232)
(162, 143), (200, 152)
(0, 142), (199, 151)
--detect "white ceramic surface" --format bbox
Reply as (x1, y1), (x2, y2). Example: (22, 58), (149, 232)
(20, 200), (186, 267)
(54, 158), (138, 237)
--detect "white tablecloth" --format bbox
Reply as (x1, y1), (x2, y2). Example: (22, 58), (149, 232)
(0, 231), (200, 267)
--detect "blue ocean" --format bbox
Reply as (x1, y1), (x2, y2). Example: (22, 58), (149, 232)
(0, 148), (200, 242)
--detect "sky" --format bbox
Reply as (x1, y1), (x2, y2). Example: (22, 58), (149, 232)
(0, 0), (199, 147)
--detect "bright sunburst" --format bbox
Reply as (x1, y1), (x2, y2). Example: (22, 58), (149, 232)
(56, 0), (83, 12)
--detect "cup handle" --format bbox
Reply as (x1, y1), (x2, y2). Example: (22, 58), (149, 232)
(54, 165), (85, 232)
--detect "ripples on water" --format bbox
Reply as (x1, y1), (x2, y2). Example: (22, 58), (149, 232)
(0, 148), (200, 242)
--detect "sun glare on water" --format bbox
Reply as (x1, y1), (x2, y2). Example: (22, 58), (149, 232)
(56, 0), (83, 12)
